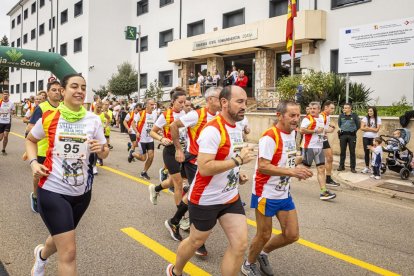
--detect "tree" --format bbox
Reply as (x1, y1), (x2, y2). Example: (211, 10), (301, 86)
(0, 35), (9, 86)
(108, 62), (137, 99)
(92, 85), (110, 99)
(144, 80), (164, 102)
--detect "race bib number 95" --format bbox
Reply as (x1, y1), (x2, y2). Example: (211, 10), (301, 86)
(55, 135), (88, 159)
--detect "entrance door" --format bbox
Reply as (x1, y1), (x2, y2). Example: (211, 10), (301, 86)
(223, 53), (255, 97)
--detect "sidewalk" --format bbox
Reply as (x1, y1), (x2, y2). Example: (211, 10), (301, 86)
(331, 155), (414, 202)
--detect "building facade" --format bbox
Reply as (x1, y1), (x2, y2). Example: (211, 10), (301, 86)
(6, 0), (414, 105)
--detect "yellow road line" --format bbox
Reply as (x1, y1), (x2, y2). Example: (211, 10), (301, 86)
(10, 132), (401, 276)
(246, 219), (399, 276)
(121, 227), (211, 276)
(10, 131), (25, 139)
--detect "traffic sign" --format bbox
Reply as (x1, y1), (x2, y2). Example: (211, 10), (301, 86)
(125, 26), (137, 40)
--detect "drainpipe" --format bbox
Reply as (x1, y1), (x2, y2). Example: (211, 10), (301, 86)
(18, 2), (23, 102)
(179, 0), (182, 39)
(35, 0), (39, 93)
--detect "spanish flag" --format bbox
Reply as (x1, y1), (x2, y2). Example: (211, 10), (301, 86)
(286, 0), (297, 56)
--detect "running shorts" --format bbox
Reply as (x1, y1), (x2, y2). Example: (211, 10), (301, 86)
(140, 142), (155, 154)
(163, 145), (181, 175)
(0, 123), (11, 134)
(250, 194), (295, 217)
(302, 148), (325, 167)
(129, 134), (137, 143)
(323, 140), (331, 149)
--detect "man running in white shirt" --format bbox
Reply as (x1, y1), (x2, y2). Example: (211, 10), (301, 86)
(0, 90), (16, 155)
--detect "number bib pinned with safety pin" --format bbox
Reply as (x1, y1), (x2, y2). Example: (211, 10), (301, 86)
(55, 134), (88, 159)
(284, 140), (297, 169)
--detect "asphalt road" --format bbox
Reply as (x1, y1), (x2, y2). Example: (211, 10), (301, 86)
(1, 118), (413, 276)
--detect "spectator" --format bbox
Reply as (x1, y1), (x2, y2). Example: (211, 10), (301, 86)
(368, 137), (383, 180)
(235, 70), (248, 88)
(224, 70), (232, 86)
(230, 66), (238, 84)
(337, 103), (360, 173)
(213, 69), (221, 86)
(197, 72), (204, 85)
(188, 72), (197, 85)
(205, 72), (213, 84)
(360, 107), (382, 174)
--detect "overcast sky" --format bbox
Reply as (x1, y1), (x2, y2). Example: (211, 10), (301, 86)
(0, 0), (18, 40)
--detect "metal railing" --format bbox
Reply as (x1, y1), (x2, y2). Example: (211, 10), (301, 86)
(255, 87), (279, 111)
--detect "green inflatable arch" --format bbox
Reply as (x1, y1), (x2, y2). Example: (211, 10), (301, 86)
(0, 46), (76, 80)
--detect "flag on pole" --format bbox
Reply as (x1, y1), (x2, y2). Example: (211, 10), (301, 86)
(286, 0), (297, 56)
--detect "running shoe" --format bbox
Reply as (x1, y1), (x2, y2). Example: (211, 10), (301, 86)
(166, 264), (180, 276)
(93, 166), (98, 175)
(361, 167), (371, 174)
(30, 192), (38, 213)
(159, 168), (169, 182)
(179, 217), (190, 231)
(2, 150), (7, 156)
(164, 219), (183, 241)
(326, 179), (340, 187)
(320, 190), (336, 201)
(128, 150), (134, 163)
(141, 171), (151, 180)
(127, 142), (132, 152)
(168, 187), (175, 194)
(370, 174), (375, 178)
(241, 261), (261, 276)
(148, 184), (159, 205)
(195, 244), (208, 257)
(108, 144), (114, 150)
(31, 244), (47, 276)
(257, 253), (274, 276)
(97, 159), (103, 166)
(374, 176), (381, 180)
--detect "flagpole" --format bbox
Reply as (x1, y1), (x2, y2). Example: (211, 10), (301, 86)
(291, 27), (295, 77)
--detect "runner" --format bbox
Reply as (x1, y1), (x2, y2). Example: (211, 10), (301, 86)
(0, 90), (16, 156)
(164, 86), (222, 255)
(124, 104), (141, 157)
(102, 100), (114, 150)
(89, 94), (100, 112)
(129, 98), (158, 179)
(23, 95), (42, 127)
(27, 81), (62, 213)
(94, 101), (109, 170)
(300, 101), (336, 201)
(241, 100), (313, 275)
(320, 100), (340, 187)
(26, 73), (109, 276)
(149, 88), (187, 207)
(166, 85), (255, 276)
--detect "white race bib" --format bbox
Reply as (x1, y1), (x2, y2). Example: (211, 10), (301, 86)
(55, 134), (88, 159)
(230, 131), (244, 153)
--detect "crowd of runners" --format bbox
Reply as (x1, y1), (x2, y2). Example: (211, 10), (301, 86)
(0, 75), (346, 276)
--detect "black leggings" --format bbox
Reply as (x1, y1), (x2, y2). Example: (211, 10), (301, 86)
(363, 137), (374, 167)
(37, 187), (92, 236)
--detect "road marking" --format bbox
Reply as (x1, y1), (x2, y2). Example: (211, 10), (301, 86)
(121, 227), (211, 276)
(10, 131), (25, 139)
(246, 219), (399, 276)
(9, 132), (401, 275)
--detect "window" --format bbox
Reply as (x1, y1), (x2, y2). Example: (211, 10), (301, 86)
(38, 80), (44, 90)
(31, 28), (36, 40)
(23, 34), (28, 44)
(331, 0), (371, 9)
(269, 0), (299, 17)
(11, 41), (15, 47)
(330, 49), (371, 75)
(23, 83), (27, 93)
(223, 8), (245, 29)
(24, 9), (28, 20)
(17, 38), (21, 47)
(276, 52), (302, 79)
(137, 0), (148, 16)
(49, 17), (56, 30)
(140, 74), (148, 88)
(30, 81), (35, 92)
(136, 36), (148, 52)
(40, 0), (45, 8)
(48, 47), (55, 52)
(12, 19), (15, 29)
(187, 20), (205, 37)
(16, 84), (20, 93)
(74, 1), (83, 17)
(11, 67), (14, 72)
(74, 37), (82, 53)
(61, 9), (68, 24)
(17, 15), (21, 25)
(160, 0), (173, 7)
(10, 85), (14, 94)
(158, 70), (173, 87)
(17, 67), (20, 71)
(39, 23), (45, 35)
(31, 2), (36, 14)
(60, 43), (67, 56)
(159, 29), (173, 48)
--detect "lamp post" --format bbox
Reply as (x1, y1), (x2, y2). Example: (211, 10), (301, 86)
(137, 25), (141, 102)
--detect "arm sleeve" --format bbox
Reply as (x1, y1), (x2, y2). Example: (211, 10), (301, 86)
(197, 126), (220, 154)
(30, 118), (46, 140)
(29, 106), (43, 125)
(258, 136), (276, 161)
(180, 110), (199, 128)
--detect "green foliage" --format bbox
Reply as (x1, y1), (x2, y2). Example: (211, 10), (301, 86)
(92, 85), (109, 99)
(108, 62), (137, 99)
(276, 71), (373, 114)
(375, 96), (412, 117)
(0, 35), (9, 84)
(145, 80), (164, 102)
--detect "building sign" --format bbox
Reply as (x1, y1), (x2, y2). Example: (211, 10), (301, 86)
(339, 17), (414, 73)
(193, 29), (258, 51)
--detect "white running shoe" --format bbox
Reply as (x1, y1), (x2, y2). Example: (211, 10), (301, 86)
(93, 166), (98, 175)
(148, 184), (159, 205)
(179, 217), (190, 231)
(361, 167), (371, 174)
(31, 244), (47, 276)
(374, 176), (381, 180)
(370, 174), (375, 178)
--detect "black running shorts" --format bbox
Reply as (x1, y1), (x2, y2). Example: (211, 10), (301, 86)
(0, 123), (11, 134)
(323, 140), (331, 149)
(163, 145), (181, 175)
(37, 187), (92, 236)
(129, 134), (137, 143)
(188, 197), (245, 232)
(140, 142), (155, 154)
